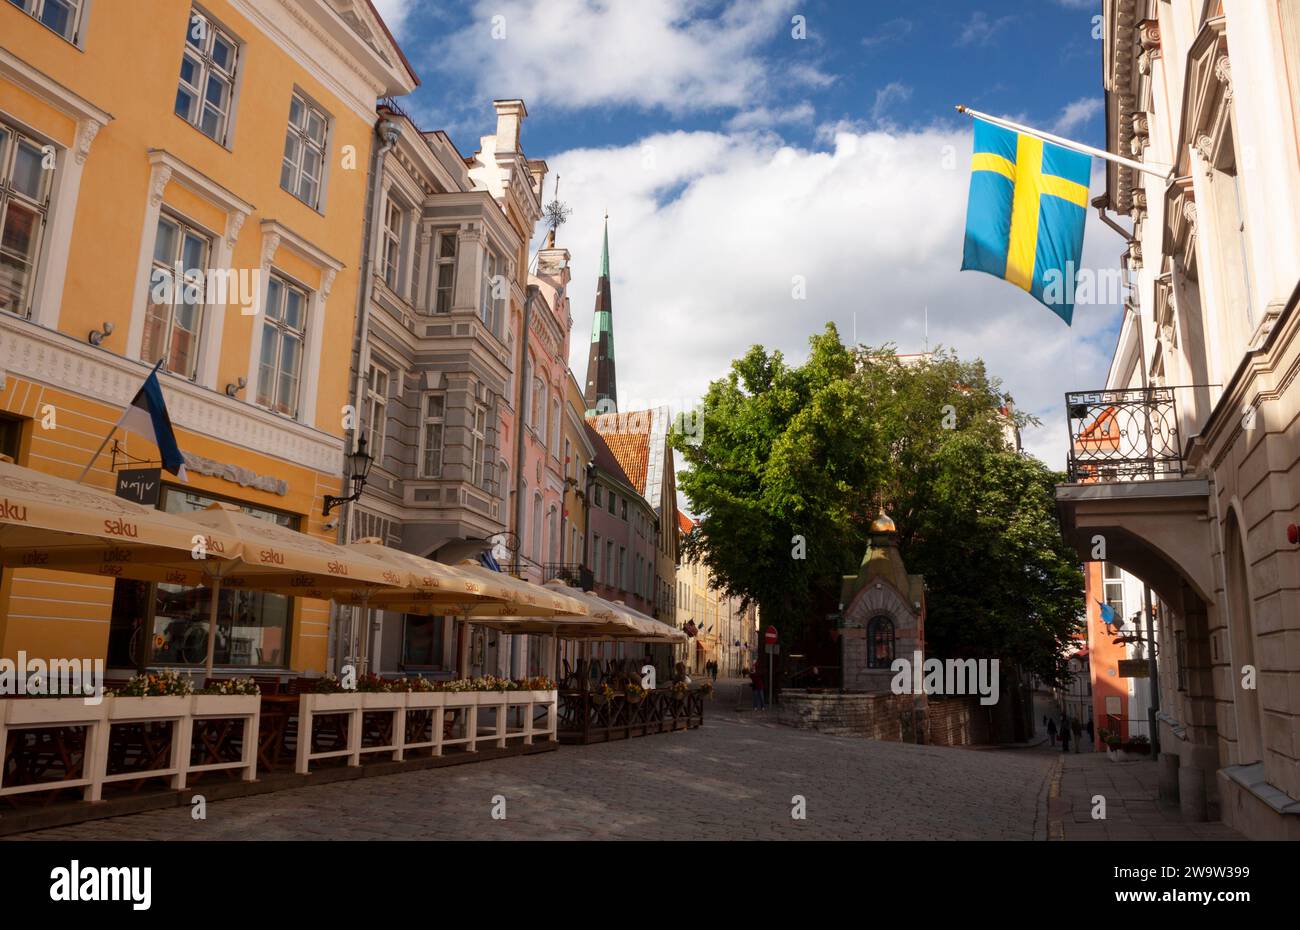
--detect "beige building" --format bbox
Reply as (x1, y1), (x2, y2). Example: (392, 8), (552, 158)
(675, 511), (755, 677)
(1057, 0), (1300, 839)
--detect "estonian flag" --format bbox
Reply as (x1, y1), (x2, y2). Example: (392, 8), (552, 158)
(961, 116), (1091, 325)
(116, 362), (188, 481)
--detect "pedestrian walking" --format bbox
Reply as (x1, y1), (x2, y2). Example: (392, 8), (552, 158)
(1059, 715), (1071, 752)
(749, 665), (765, 711)
(1086, 719), (1095, 745)
(1047, 717), (1057, 746)
(1071, 717), (1083, 753)
(710, 660), (718, 683)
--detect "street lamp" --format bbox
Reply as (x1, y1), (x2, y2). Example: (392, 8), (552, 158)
(323, 436), (374, 515)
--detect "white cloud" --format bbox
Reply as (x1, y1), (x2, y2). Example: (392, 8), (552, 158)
(725, 102), (815, 131)
(1052, 97), (1103, 135)
(429, 0), (800, 113)
(871, 82), (912, 122)
(545, 126), (1126, 471)
(862, 17), (913, 48)
(956, 11), (1016, 47)
(369, 0), (415, 37)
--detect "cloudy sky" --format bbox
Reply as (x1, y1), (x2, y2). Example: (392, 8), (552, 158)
(371, 0), (1123, 469)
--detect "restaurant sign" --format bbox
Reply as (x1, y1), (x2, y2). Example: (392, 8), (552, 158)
(115, 468), (162, 506)
(1117, 659), (1149, 678)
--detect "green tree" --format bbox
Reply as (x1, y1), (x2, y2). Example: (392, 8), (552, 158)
(674, 324), (1083, 683)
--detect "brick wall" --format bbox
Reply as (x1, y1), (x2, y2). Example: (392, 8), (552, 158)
(777, 690), (991, 745)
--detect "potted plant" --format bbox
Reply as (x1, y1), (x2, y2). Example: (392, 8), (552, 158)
(670, 680), (689, 704)
(109, 669), (194, 719)
(192, 676), (260, 716)
(592, 682), (615, 706)
(302, 673), (360, 712)
(624, 682), (646, 704)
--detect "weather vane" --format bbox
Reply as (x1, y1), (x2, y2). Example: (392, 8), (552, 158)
(542, 175), (571, 242)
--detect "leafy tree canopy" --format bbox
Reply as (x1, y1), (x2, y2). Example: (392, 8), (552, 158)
(673, 323), (1083, 684)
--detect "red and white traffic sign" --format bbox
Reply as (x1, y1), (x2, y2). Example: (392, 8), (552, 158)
(764, 625), (778, 645)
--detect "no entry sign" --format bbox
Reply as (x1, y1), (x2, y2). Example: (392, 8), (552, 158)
(764, 626), (778, 645)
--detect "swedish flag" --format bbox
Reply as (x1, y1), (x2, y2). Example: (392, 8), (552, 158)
(961, 117), (1091, 325)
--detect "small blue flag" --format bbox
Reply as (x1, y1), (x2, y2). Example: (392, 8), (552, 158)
(961, 117), (1092, 325)
(1099, 602), (1118, 626)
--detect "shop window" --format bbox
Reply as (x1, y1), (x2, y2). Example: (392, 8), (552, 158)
(105, 487), (296, 670)
(0, 413), (21, 461)
(402, 614), (445, 669)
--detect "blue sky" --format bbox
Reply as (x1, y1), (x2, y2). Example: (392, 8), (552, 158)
(372, 0), (1123, 468)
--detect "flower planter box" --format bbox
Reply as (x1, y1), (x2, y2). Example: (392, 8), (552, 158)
(442, 692), (480, 707)
(191, 694), (260, 716)
(2, 696), (107, 726)
(300, 692), (361, 713)
(360, 692), (404, 710)
(108, 695), (191, 720)
(406, 692), (445, 710)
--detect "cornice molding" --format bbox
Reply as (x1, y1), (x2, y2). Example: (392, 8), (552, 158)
(0, 315), (344, 474)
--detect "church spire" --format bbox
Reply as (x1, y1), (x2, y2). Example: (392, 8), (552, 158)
(584, 212), (618, 415)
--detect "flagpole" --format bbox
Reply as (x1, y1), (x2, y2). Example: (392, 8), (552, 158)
(955, 105), (1174, 181)
(75, 358), (165, 484)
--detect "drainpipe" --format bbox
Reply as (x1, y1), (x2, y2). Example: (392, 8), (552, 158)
(514, 287), (534, 565)
(336, 115), (400, 675)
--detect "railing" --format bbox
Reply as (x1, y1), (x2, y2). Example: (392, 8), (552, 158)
(557, 688), (705, 744)
(1064, 387), (1183, 483)
(544, 562), (593, 589)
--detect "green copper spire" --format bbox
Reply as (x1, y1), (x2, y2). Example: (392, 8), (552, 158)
(599, 213), (610, 278)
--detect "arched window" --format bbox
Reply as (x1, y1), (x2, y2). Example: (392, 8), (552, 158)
(551, 397), (561, 456)
(867, 616), (894, 668)
(531, 493), (542, 562)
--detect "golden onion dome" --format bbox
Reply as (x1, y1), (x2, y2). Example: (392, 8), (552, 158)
(869, 509), (896, 534)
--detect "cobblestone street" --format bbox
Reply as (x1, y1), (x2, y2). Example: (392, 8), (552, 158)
(14, 708), (1058, 841)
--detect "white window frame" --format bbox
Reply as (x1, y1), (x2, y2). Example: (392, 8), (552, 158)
(365, 362), (390, 466)
(8, 0), (85, 44)
(381, 196), (403, 291)
(419, 390), (445, 478)
(142, 212), (210, 380)
(480, 247), (503, 335)
(471, 401), (487, 489)
(176, 7), (240, 146)
(0, 120), (53, 320)
(433, 229), (456, 313)
(281, 90), (329, 209)
(255, 271), (308, 418)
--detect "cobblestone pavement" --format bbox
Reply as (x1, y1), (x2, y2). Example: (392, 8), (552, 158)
(12, 710), (1057, 841)
(1048, 748), (1243, 840)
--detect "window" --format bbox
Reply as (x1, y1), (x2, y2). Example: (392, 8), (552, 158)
(143, 214), (209, 379)
(433, 231), (456, 313)
(530, 376), (544, 431)
(419, 392), (445, 478)
(0, 413), (21, 461)
(531, 495), (542, 560)
(1102, 562), (1124, 618)
(618, 546), (626, 590)
(381, 198), (403, 291)
(256, 274), (307, 417)
(621, 498), (628, 520)
(607, 491), (615, 515)
(593, 533), (601, 581)
(0, 122), (52, 318)
(551, 398), (561, 456)
(480, 248), (503, 334)
(471, 402), (487, 489)
(402, 615), (445, 668)
(176, 8), (239, 145)
(7, 0), (83, 43)
(867, 616), (894, 669)
(606, 540), (614, 586)
(364, 364), (389, 464)
(593, 485), (602, 507)
(280, 92), (328, 208)
(106, 489), (296, 669)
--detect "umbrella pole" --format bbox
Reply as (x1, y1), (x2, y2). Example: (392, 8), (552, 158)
(204, 576), (222, 681)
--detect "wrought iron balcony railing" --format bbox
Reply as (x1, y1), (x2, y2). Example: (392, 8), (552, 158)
(544, 562), (594, 590)
(1065, 387), (1183, 483)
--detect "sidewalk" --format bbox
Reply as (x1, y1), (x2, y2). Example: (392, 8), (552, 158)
(1047, 750), (1242, 840)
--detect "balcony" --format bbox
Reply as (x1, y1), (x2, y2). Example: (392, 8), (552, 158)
(1056, 386), (1214, 607)
(544, 563), (593, 591)
(1064, 387), (1184, 483)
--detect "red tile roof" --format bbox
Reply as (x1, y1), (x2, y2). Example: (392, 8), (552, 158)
(677, 510), (694, 535)
(587, 412), (653, 496)
(583, 422), (635, 490)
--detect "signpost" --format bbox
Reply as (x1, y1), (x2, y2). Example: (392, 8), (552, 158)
(764, 626), (778, 706)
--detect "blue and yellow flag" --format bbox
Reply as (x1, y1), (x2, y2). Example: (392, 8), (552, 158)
(961, 117), (1091, 325)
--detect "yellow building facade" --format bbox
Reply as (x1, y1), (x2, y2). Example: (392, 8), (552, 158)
(0, 0), (415, 673)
